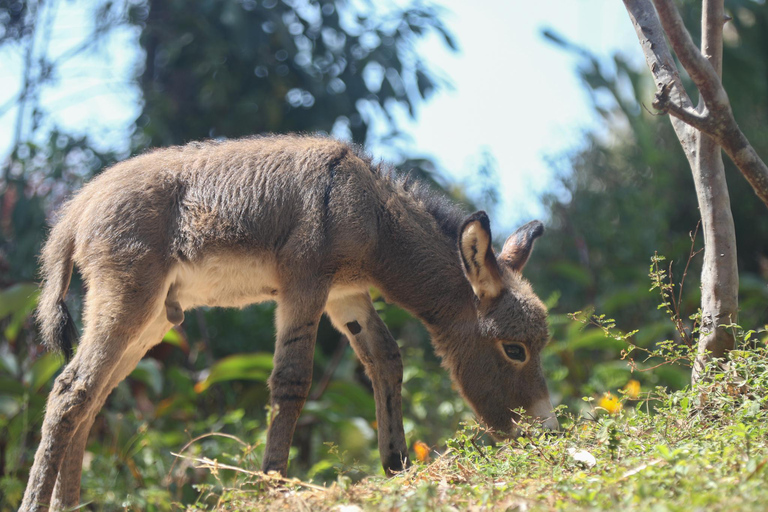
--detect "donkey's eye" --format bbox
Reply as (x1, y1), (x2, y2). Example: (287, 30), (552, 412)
(503, 343), (527, 363)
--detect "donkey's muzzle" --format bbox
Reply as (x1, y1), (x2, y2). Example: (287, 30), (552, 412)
(528, 397), (560, 431)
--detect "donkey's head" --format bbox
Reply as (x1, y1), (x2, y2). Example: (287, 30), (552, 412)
(448, 211), (557, 436)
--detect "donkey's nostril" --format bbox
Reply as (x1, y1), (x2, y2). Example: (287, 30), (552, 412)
(528, 397), (559, 431)
(542, 415), (560, 431)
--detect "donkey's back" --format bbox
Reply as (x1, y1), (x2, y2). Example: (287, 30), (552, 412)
(50, 136), (385, 327)
(67, 135), (379, 265)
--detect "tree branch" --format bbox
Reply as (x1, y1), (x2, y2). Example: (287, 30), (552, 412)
(12, 0), (40, 150)
(701, 0), (724, 78)
(653, 0), (728, 109)
(624, 0), (768, 208)
(623, 0), (695, 146)
(718, 132), (768, 208)
(652, 82), (709, 132)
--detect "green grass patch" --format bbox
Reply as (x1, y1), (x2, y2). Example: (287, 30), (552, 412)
(175, 345), (767, 511)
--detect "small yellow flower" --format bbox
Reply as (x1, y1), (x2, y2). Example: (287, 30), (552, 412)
(413, 441), (431, 462)
(623, 379), (641, 399)
(598, 393), (623, 414)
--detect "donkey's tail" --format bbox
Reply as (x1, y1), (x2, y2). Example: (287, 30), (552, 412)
(36, 216), (78, 362)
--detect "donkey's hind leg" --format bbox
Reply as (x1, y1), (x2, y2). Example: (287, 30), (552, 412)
(20, 279), (168, 512)
(325, 292), (408, 475)
(50, 311), (172, 510)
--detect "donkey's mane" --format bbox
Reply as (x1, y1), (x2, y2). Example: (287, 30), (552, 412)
(404, 178), (466, 241)
(347, 143), (467, 242)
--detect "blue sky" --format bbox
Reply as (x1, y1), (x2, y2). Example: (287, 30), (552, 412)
(0, 0), (642, 230)
(401, 0), (641, 228)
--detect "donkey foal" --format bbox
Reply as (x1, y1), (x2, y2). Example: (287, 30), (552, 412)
(21, 135), (557, 511)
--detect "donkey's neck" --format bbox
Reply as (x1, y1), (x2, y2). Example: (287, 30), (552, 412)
(370, 195), (476, 337)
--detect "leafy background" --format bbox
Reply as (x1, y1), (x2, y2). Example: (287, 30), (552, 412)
(1, 0), (767, 510)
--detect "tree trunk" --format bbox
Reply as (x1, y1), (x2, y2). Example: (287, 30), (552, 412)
(691, 138), (738, 380)
(690, 0), (738, 381)
(623, 0), (739, 382)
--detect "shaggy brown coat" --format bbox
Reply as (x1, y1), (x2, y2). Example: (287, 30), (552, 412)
(21, 135), (556, 512)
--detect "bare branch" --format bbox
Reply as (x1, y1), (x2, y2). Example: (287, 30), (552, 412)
(718, 132), (768, 207)
(623, 1), (690, 106)
(622, 0), (694, 146)
(652, 0), (728, 109)
(701, 0), (724, 78)
(652, 83), (709, 131)
(624, 0), (768, 208)
(0, 93), (24, 118)
(13, 1), (40, 149)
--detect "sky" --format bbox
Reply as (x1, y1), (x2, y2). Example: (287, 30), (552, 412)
(401, 0), (641, 229)
(0, 0), (643, 231)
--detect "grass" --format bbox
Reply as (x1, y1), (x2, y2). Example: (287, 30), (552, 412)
(178, 345), (768, 511)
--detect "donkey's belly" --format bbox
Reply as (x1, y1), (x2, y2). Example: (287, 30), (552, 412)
(173, 253), (280, 309)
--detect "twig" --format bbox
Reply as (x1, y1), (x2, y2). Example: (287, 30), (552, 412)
(12, 0), (40, 150)
(634, 356), (691, 372)
(677, 222), (703, 332)
(469, 436), (492, 465)
(745, 459), (767, 481)
(0, 93), (22, 118)
(171, 452), (328, 492)
(508, 419), (557, 465)
(166, 431), (249, 490)
(618, 458), (664, 480)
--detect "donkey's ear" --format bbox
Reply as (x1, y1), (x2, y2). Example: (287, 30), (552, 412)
(459, 211), (503, 301)
(498, 220), (544, 273)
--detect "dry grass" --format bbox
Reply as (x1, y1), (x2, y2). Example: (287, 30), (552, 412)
(181, 348), (768, 511)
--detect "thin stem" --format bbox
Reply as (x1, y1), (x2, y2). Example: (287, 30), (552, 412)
(677, 222), (702, 321)
(13, 0), (40, 150)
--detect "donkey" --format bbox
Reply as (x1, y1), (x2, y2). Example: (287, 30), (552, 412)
(21, 134), (557, 511)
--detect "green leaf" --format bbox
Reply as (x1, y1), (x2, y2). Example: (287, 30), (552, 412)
(0, 475), (24, 509)
(0, 283), (39, 342)
(0, 395), (21, 418)
(0, 283), (39, 319)
(569, 330), (627, 352)
(130, 359), (164, 395)
(0, 377), (25, 397)
(317, 380), (376, 421)
(195, 353), (274, 393)
(29, 352), (62, 393)
(550, 262), (593, 287)
(306, 458), (336, 481)
(0, 350), (19, 376)
(655, 444), (672, 460)
(161, 328), (188, 351)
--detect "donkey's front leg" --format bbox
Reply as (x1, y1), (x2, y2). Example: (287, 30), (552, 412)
(326, 293), (409, 475)
(262, 285), (328, 475)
